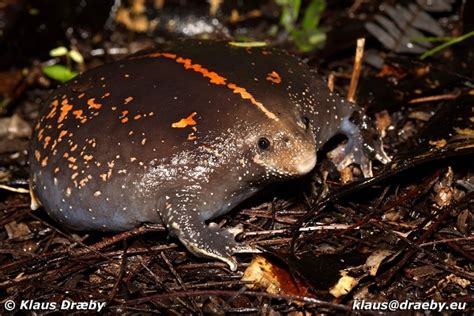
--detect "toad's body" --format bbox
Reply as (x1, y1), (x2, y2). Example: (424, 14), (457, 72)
(29, 40), (388, 270)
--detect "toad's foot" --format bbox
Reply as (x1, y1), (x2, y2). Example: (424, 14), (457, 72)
(330, 114), (390, 177)
(166, 213), (254, 271)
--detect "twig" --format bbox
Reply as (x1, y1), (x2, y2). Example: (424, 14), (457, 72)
(408, 92), (459, 104)
(347, 37), (365, 103)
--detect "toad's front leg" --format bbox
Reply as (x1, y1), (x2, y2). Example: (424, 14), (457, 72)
(161, 197), (253, 271)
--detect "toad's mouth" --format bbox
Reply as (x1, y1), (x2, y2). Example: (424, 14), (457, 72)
(295, 153), (317, 175)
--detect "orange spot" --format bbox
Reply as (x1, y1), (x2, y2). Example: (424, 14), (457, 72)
(124, 96), (134, 104)
(63, 152), (69, 158)
(68, 156), (77, 163)
(227, 83), (277, 120)
(71, 144), (78, 151)
(73, 109), (86, 121)
(34, 150), (41, 162)
(78, 93), (85, 99)
(46, 99), (59, 119)
(83, 154), (93, 161)
(134, 114), (141, 120)
(58, 130), (68, 142)
(187, 133), (197, 141)
(37, 128), (44, 141)
(175, 57), (227, 85)
(41, 156), (48, 167)
(101, 92), (110, 99)
(87, 98), (102, 110)
(120, 110), (129, 123)
(50, 139), (58, 151)
(172, 112), (197, 128)
(54, 167), (60, 173)
(266, 71), (281, 84)
(71, 172), (79, 180)
(162, 53), (177, 59)
(43, 136), (51, 149)
(79, 175), (92, 187)
(58, 100), (73, 123)
(102, 160), (115, 180)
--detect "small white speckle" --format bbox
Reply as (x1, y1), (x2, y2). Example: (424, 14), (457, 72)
(171, 222), (180, 230)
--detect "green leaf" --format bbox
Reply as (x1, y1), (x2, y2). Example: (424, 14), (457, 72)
(412, 36), (454, 43)
(276, 0), (327, 52)
(49, 46), (68, 57)
(228, 41), (267, 47)
(420, 31), (474, 60)
(42, 64), (78, 82)
(302, 0), (326, 31)
(279, 0), (301, 32)
(68, 49), (84, 64)
(292, 29), (326, 52)
(290, 0), (302, 22)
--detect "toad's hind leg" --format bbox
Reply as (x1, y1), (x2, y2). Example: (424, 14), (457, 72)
(161, 201), (252, 271)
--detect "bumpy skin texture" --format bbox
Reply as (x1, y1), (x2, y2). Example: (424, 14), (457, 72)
(29, 40), (388, 270)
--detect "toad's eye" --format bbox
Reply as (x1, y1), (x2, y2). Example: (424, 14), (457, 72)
(257, 137), (271, 150)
